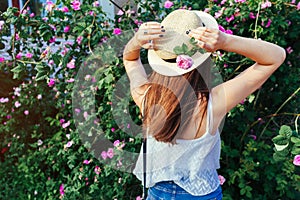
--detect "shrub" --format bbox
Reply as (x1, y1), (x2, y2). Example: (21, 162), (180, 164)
(0, 0), (299, 199)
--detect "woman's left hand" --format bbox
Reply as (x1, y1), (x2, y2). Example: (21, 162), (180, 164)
(188, 27), (227, 52)
(134, 22), (165, 49)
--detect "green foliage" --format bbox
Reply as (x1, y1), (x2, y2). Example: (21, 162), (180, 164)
(0, 0), (299, 199)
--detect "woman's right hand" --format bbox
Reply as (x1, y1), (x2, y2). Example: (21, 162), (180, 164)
(133, 22), (165, 49)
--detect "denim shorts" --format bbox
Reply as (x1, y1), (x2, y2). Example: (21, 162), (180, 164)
(146, 181), (222, 200)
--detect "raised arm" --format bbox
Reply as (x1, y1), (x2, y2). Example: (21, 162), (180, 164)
(188, 27), (286, 124)
(123, 22), (165, 108)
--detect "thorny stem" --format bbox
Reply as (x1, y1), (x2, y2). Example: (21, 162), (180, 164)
(240, 112), (300, 143)
(254, 2), (261, 39)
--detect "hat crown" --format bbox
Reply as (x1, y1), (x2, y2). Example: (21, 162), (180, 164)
(155, 10), (203, 60)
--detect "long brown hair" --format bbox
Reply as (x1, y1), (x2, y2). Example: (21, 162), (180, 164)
(143, 61), (212, 143)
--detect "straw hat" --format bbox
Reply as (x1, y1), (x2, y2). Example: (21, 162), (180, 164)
(148, 9), (218, 76)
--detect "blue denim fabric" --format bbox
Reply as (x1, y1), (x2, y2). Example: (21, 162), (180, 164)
(146, 181), (222, 200)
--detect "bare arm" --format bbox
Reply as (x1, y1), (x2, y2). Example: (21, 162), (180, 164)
(189, 28), (286, 127)
(123, 22), (165, 108)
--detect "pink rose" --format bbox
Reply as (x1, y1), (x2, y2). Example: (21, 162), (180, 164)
(176, 55), (193, 70)
(76, 36), (83, 45)
(0, 57), (5, 63)
(26, 53), (33, 59)
(101, 151), (107, 160)
(113, 28), (122, 35)
(83, 160), (90, 164)
(71, 0), (81, 11)
(48, 78), (55, 87)
(67, 59), (76, 69)
(218, 175), (226, 185)
(61, 6), (69, 12)
(107, 148), (114, 158)
(164, 0), (174, 9)
(293, 155), (300, 166)
(64, 25), (70, 33)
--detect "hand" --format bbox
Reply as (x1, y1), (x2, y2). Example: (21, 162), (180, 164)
(188, 27), (227, 52)
(134, 22), (165, 49)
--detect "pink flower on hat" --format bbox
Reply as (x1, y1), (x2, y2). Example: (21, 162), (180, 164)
(176, 55), (193, 70)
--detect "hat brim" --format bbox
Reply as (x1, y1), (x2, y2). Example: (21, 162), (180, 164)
(148, 11), (219, 76)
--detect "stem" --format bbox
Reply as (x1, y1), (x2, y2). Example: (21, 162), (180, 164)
(254, 2), (261, 39)
(258, 86), (300, 139)
(295, 115), (299, 134)
(16, 60), (42, 65)
(240, 112), (300, 143)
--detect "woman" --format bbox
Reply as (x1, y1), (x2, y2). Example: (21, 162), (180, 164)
(123, 9), (285, 200)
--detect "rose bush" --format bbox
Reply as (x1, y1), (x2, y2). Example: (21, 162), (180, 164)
(0, 0), (299, 199)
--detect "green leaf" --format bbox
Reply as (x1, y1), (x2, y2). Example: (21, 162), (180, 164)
(273, 153), (286, 162)
(173, 46), (183, 55)
(291, 136), (300, 144)
(291, 147), (300, 155)
(182, 43), (189, 53)
(279, 125), (292, 137)
(272, 135), (288, 145)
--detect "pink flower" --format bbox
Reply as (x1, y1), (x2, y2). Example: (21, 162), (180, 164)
(0, 21), (4, 30)
(67, 59), (76, 69)
(0, 57), (4, 63)
(93, 1), (100, 7)
(286, 47), (293, 54)
(66, 78), (75, 83)
(218, 175), (226, 185)
(62, 120), (70, 128)
(66, 141), (73, 148)
(107, 148), (114, 158)
(76, 36), (83, 45)
(48, 78), (55, 87)
(45, 1), (55, 12)
(218, 25), (226, 32)
(94, 166), (101, 174)
(136, 196), (142, 200)
(64, 25), (70, 33)
(24, 110), (29, 115)
(30, 13), (35, 17)
(111, 127), (116, 132)
(164, 0), (174, 9)
(101, 151), (107, 160)
(113, 28), (122, 35)
(49, 37), (56, 43)
(59, 184), (64, 196)
(291, 0), (296, 4)
(293, 155), (300, 166)
(0, 97), (9, 103)
(226, 15), (235, 23)
(117, 10), (124, 15)
(297, 2), (300, 10)
(26, 53), (33, 59)
(61, 6), (69, 12)
(71, 0), (81, 11)
(14, 101), (21, 108)
(176, 55), (193, 70)
(16, 52), (22, 59)
(261, 0), (272, 9)
(225, 29), (233, 35)
(265, 18), (272, 28)
(249, 12), (256, 19)
(235, 0), (246, 2)
(83, 160), (90, 164)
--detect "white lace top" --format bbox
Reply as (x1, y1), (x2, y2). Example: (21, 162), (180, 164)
(133, 97), (221, 196)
